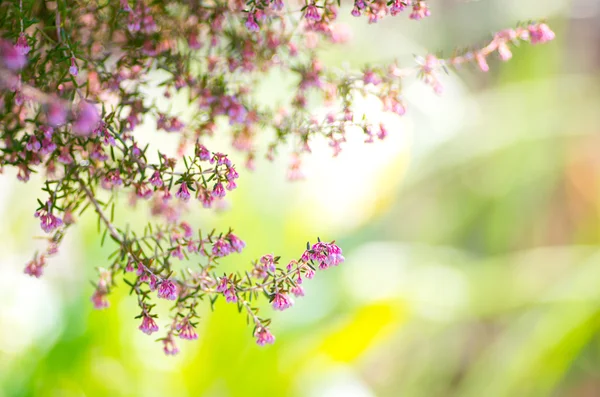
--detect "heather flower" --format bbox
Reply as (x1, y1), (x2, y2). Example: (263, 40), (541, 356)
(363, 69), (381, 85)
(529, 23), (555, 45)
(497, 42), (513, 61)
(175, 183), (191, 201)
(260, 254), (276, 272)
(272, 292), (293, 310)
(305, 4), (321, 21)
(139, 314), (159, 335)
(228, 233), (245, 253)
(178, 322), (198, 340)
(291, 285), (305, 297)
(0, 40), (26, 70)
(24, 256), (45, 278)
(35, 207), (64, 233)
(136, 183), (153, 199)
(91, 290), (110, 309)
(217, 277), (237, 302)
(180, 222), (193, 238)
(171, 245), (184, 260)
(212, 238), (232, 257)
(69, 57), (78, 76)
(410, 1), (431, 20)
(196, 144), (211, 161)
(255, 326), (275, 346)
(157, 279), (178, 300)
(212, 182), (226, 198)
(245, 12), (260, 32)
(26, 136), (41, 152)
(149, 171), (163, 187)
(476, 53), (489, 72)
(15, 33), (30, 55)
(163, 335), (179, 355)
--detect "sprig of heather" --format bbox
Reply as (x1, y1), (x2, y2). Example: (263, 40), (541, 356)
(0, 0), (553, 353)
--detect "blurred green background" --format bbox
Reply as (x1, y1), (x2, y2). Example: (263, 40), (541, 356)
(2, 0), (600, 396)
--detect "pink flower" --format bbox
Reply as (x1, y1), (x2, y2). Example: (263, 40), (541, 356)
(91, 290), (109, 309)
(270, 0), (284, 11)
(163, 335), (179, 355)
(0, 40), (26, 70)
(212, 237), (232, 257)
(363, 70), (381, 85)
(157, 279), (178, 300)
(272, 292), (293, 310)
(410, 2), (431, 20)
(178, 322), (198, 340)
(149, 171), (163, 187)
(227, 233), (245, 253)
(35, 207), (64, 233)
(171, 245), (184, 260)
(175, 183), (191, 201)
(254, 326), (275, 346)
(497, 41), (512, 61)
(245, 13), (260, 32)
(305, 241), (345, 269)
(390, 0), (407, 15)
(139, 314), (159, 335)
(24, 256), (45, 278)
(180, 222), (193, 238)
(216, 277), (237, 302)
(15, 33), (30, 55)
(72, 101), (100, 136)
(196, 144), (211, 161)
(529, 23), (555, 45)
(291, 285), (304, 297)
(305, 4), (321, 21)
(261, 254), (277, 273)
(476, 53), (489, 72)
(212, 182), (226, 198)
(136, 182), (153, 199)
(69, 57), (78, 76)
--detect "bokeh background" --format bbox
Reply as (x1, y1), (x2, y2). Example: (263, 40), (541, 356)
(2, 0), (600, 396)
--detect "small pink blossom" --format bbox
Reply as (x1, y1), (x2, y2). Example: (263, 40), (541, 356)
(69, 57), (78, 76)
(157, 279), (178, 300)
(291, 285), (305, 297)
(24, 256), (45, 278)
(175, 183), (191, 201)
(1, 40), (26, 70)
(227, 233), (245, 253)
(245, 13), (260, 32)
(255, 326), (275, 346)
(272, 292), (293, 310)
(91, 290), (110, 309)
(139, 314), (159, 335)
(163, 335), (179, 355)
(305, 4), (321, 21)
(15, 33), (30, 55)
(178, 322), (198, 340)
(149, 170), (163, 187)
(212, 237), (232, 257)
(529, 23), (555, 45)
(212, 182), (226, 198)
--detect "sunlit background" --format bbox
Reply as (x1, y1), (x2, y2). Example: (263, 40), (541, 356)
(2, 0), (600, 396)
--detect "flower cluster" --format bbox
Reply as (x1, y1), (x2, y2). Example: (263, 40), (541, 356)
(0, 0), (554, 354)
